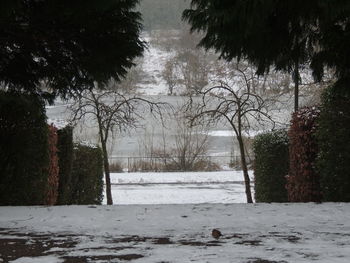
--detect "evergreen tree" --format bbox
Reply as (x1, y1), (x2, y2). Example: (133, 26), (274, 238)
(183, 0), (350, 108)
(311, 1), (350, 84)
(0, 0), (145, 100)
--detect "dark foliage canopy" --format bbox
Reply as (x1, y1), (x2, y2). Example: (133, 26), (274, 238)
(0, 0), (145, 100)
(183, 0), (350, 82)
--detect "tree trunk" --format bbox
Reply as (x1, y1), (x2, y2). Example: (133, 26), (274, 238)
(237, 135), (253, 203)
(101, 140), (113, 205)
(293, 61), (300, 112)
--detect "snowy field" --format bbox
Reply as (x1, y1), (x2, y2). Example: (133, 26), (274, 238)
(1, 172), (349, 262)
(106, 171), (254, 204)
(1, 203), (350, 263)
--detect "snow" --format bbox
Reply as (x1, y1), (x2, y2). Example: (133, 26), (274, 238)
(10, 256), (63, 263)
(75, 140), (99, 149)
(1, 204), (350, 262)
(207, 130), (234, 137)
(106, 171), (254, 204)
(206, 130), (264, 137)
(47, 118), (69, 130)
(109, 183), (248, 204)
(110, 170), (252, 184)
(137, 34), (175, 95)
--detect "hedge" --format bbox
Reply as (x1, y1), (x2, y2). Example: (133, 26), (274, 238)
(253, 130), (289, 202)
(45, 125), (59, 205)
(56, 126), (74, 205)
(0, 91), (49, 205)
(70, 143), (104, 205)
(316, 85), (350, 202)
(286, 107), (322, 202)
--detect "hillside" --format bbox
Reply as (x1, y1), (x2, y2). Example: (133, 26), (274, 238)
(139, 0), (190, 30)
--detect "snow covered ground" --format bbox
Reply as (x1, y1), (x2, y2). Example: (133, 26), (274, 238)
(1, 203), (350, 263)
(109, 170), (252, 185)
(106, 171), (253, 205)
(1, 172), (347, 262)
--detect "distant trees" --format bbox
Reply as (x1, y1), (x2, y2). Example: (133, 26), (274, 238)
(183, 0), (350, 110)
(162, 60), (178, 95)
(162, 50), (209, 95)
(0, 0), (145, 100)
(161, 29), (211, 95)
(177, 50), (209, 94)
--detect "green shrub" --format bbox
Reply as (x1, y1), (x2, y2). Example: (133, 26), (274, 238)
(56, 126), (74, 205)
(0, 91), (49, 205)
(253, 130), (289, 202)
(70, 143), (104, 205)
(286, 107), (322, 202)
(317, 85), (350, 202)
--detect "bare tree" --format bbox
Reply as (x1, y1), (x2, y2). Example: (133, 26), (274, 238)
(70, 88), (164, 205)
(158, 27), (212, 96)
(162, 50), (210, 96)
(178, 50), (209, 94)
(137, 112), (210, 172)
(169, 113), (210, 171)
(162, 60), (178, 95)
(106, 59), (144, 93)
(186, 61), (275, 203)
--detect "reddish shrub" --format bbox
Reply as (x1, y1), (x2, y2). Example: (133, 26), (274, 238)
(286, 107), (322, 202)
(46, 125), (59, 205)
